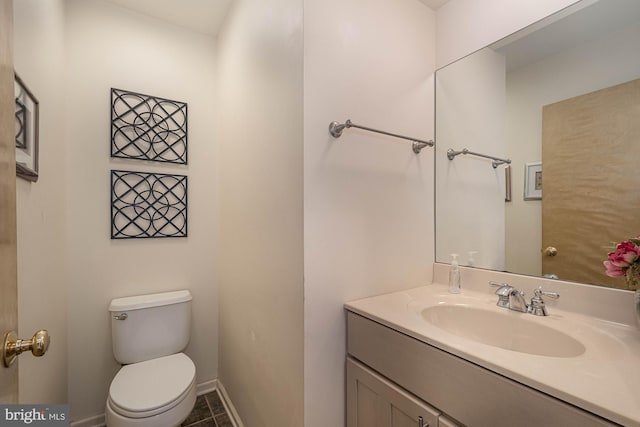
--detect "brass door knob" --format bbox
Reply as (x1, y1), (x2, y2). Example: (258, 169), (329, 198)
(3, 329), (50, 367)
(544, 246), (558, 257)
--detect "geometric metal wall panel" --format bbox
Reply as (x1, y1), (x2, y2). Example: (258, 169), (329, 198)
(111, 170), (187, 239)
(15, 98), (27, 149)
(111, 88), (188, 164)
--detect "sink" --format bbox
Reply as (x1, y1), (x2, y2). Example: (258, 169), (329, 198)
(421, 305), (586, 357)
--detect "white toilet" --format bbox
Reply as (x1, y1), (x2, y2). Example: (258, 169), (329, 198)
(105, 290), (197, 427)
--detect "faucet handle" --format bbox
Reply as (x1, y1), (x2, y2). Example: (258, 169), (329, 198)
(489, 281), (510, 289)
(489, 281), (512, 295)
(528, 287), (559, 316)
(489, 281), (512, 308)
(534, 287), (559, 299)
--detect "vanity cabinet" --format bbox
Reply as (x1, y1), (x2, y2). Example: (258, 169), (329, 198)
(346, 311), (618, 427)
(347, 357), (442, 427)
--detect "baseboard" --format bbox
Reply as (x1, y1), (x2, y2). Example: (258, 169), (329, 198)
(196, 378), (218, 396)
(216, 380), (244, 427)
(69, 413), (105, 427)
(70, 378), (220, 427)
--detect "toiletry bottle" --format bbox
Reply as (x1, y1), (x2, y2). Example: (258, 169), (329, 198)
(449, 254), (461, 294)
(467, 251), (478, 267)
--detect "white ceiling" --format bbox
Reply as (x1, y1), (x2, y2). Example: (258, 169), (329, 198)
(418, 0), (451, 11)
(104, 0), (234, 36)
(104, 0), (451, 37)
(495, 0), (640, 71)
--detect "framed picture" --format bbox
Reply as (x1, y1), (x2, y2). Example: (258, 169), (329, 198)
(524, 161), (542, 200)
(14, 73), (39, 182)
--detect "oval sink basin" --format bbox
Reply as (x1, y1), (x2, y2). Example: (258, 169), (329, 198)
(422, 305), (586, 357)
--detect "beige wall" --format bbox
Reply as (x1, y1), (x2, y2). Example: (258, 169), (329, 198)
(65, 0), (218, 421)
(13, 0), (68, 404)
(303, 0), (436, 424)
(215, 0), (304, 425)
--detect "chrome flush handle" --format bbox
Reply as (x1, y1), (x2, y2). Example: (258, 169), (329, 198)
(113, 313), (128, 320)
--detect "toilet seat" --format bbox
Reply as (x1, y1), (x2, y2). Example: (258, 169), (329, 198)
(108, 353), (195, 418)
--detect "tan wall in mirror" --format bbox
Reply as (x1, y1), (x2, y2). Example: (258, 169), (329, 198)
(542, 78), (640, 289)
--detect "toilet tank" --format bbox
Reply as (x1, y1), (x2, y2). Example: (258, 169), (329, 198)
(109, 290), (192, 364)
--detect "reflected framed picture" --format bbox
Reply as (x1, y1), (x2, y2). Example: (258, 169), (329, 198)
(14, 73), (39, 182)
(524, 161), (542, 200)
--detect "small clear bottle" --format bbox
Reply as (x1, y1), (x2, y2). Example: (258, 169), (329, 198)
(467, 251), (478, 267)
(449, 254), (461, 294)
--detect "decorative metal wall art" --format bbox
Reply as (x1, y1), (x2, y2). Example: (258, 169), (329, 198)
(15, 73), (39, 182)
(111, 170), (188, 239)
(111, 88), (188, 164)
(15, 99), (26, 149)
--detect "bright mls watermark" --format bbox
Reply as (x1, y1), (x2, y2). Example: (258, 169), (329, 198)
(0, 405), (69, 426)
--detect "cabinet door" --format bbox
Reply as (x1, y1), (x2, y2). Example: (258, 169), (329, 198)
(347, 357), (439, 427)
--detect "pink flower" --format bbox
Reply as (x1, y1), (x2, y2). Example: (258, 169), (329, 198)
(604, 260), (625, 277)
(607, 241), (639, 267)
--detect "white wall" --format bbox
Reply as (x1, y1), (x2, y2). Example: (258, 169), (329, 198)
(215, 0), (304, 425)
(65, 0), (218, 421)
(303, 0), (436, 424)
(13, 0), (68, 405)
(435, 47), (506, 270)
(436, 0), (582, 68)
(504, 21), (640, 276)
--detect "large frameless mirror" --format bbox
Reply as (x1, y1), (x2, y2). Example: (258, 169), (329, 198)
(435, 0), (640, 289)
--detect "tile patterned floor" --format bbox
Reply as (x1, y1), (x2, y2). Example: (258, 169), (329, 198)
(181, 390), (233, 427)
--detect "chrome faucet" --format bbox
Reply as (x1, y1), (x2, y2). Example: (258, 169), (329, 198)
(527, 287), (560, 316)
(489, 282), (559, 316)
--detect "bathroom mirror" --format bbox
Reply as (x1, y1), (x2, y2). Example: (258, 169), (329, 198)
(435, 0), (640, 289)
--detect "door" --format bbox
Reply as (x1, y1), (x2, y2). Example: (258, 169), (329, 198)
(347, 358), (440, 427)
(0, 0), (18, 403)
(542, 78), (640, 287)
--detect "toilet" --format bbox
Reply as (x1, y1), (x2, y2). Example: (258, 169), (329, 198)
(105, 290), (196, 427)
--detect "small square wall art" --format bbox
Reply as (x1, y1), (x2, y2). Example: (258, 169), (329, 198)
(111, 88), (188, 164)
(111, 170), (188, 239)
(15, 73), (39, 182)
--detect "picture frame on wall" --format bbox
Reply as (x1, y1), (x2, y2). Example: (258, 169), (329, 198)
(524, 161), (542, 200)
(14, 73), (39, 182)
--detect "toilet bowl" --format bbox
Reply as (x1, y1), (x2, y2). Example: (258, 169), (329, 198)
(106, 291), (196, 427)
(105, 353), (196, 427)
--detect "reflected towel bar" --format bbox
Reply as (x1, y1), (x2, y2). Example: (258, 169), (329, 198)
(447, 148), (511, 168)
(329, 119), (434, 154)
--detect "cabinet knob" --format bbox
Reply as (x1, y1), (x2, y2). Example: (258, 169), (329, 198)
(543, 246), (558, 257)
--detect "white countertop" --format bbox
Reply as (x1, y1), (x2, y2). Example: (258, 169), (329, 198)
(345, 276), (640, 426)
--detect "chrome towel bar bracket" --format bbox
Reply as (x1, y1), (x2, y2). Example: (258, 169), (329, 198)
(447, 147), (511, 168)
(329, 119), (434, 154)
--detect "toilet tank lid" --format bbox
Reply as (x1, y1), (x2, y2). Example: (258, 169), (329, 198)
(109, 290), (192, 312)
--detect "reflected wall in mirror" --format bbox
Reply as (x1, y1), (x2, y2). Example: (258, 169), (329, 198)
(435, 0), (640, 289)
